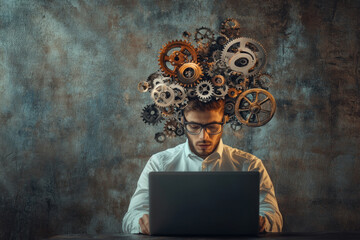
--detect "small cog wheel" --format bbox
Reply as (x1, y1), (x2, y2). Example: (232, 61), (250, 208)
(155, 132), (166, 143)
(220, 18), (241, 39)
(141, 104), (163, 125)
(158, 40), (198, 77)
(164, 119), (178, 138)
(224, 98), (236, 117)
(194, 27), (215, 46)
(196, 81), (214, 102)
(175, 123), (185, 136)
(211, 75), (226, 87)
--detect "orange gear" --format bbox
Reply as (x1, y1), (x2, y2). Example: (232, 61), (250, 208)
(158, 40), (198, 76)
(228, 87), (240, 98)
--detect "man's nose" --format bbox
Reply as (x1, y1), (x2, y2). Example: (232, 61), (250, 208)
(199, 128), (210, 140)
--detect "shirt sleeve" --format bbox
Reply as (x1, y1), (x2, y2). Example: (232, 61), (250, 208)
(247, 157), (283, 232)
(122, 155), (162, 233)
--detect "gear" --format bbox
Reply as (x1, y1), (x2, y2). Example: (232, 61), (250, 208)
(137, 81), (149, 92)
(187, 88), (197, 98)
(234, 88), (276, 127)
(224, 98), (236, 116)
(196, 81), (214, 102)
(176, 62), (203, 87)
(151, 84), (175, 107)
(211, 75), (226, 87)
(147, 70), (169, 89)
(216, 36), (228, 46)
(155, 132), (166, 143)
(194, 27), (215, 46)
(207, 59), (227, 77)
(228, 87), (239, 98)
(141, 104), (163, 125)
(221, 37), (267, 77)
(164, 119), (178, 138)
(175, 123), (185, 136)
(160, 105), (175, 117)
(212, 50), (222, 61)
(213, 84), (229, 99)
(229, 116), (243, 131)
(220, 18), (241, 39)
(158, 40), (198, 76)
(169, 84), (187, 106)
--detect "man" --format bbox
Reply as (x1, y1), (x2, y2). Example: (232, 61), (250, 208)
(122, 99), (283, 234)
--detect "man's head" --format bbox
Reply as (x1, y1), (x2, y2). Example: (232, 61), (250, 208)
(182, 99), (227, 159)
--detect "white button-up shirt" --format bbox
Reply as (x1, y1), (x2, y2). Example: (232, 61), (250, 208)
(122, 139), (283, 233)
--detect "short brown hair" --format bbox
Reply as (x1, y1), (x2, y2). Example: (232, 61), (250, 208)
(183, 99), (225, 115)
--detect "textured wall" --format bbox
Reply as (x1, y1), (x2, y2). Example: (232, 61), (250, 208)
(0, 0), (359, 239)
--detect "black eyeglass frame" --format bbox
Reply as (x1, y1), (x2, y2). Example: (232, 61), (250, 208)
(183, 114), (226, 135)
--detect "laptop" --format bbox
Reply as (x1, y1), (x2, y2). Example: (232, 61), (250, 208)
(149, 171), (260, 236)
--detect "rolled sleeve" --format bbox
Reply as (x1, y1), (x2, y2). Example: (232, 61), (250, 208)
(121, 156), (162, 233)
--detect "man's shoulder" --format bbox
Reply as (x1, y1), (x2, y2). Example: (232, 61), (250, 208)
(150, 141), (186, 161)
(222, 144), (262, 163)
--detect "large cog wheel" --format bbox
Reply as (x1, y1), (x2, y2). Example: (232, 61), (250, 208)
(234, 88), (276, 127)
(196, 81), (214, 102)
(158, 40), (198, 76)
(221, 37), (267, 77)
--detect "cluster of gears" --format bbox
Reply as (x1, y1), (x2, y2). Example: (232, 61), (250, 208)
(138, 18), (276, 143)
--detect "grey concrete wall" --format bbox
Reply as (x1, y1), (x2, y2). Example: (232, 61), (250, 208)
(0, 0), (359, 239)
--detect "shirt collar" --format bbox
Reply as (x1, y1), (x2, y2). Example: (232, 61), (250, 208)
(184, 138), (224, 161)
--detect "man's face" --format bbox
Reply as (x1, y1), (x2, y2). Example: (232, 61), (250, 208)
(184, 109), (224, 159)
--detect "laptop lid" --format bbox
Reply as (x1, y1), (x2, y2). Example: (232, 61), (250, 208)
(149, 171), (259, 236)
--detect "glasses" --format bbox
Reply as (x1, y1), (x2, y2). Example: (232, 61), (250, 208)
(183, 114), (225, 135)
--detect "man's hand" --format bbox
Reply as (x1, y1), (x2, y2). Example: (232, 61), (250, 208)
(139, 214), (150, 235)
(259, 215), (267, 233)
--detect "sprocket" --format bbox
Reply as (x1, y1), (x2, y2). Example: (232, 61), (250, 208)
(196, 80), (214, 102)
(141, 104), (163, 125)
(195, 27), (215, 46)
(158, 40), (198, 76)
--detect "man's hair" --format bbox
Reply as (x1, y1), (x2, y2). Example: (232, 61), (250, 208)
(183, 99), (225, 115)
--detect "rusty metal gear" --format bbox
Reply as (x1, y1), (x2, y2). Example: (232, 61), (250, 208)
(164, 119), (178, 138)
(158, 40), (198, 76)
(176, 62), (203, 87)
(211, 75), (226, 87)
(220, 18), (241, 39)
(228, 87), (239, 98)
(234, 88), (276, 127)
(194, 27), (215, 46)
(137, 81), (149, 92)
